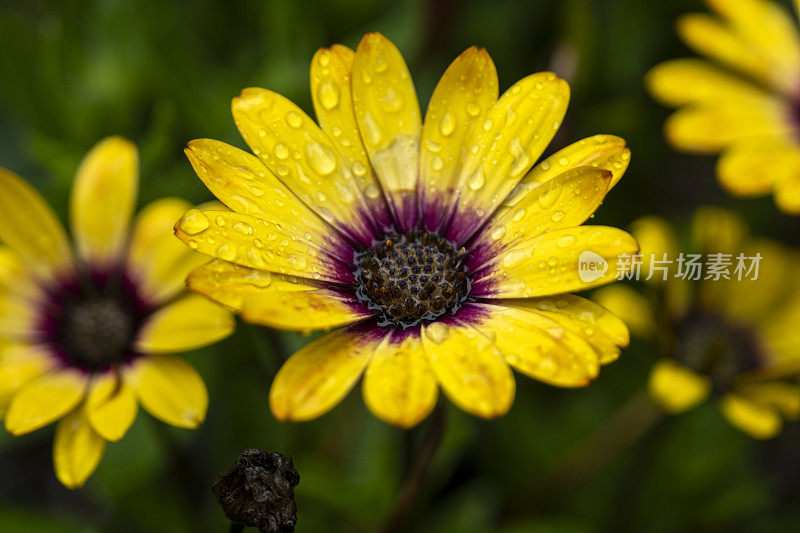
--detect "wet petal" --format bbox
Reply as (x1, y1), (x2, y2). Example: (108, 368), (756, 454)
(187, 260), (372, 331)
(71, 137), (138, 266)
(472, 166), (612, 264)
(362, 330), (438, 428)
(446, 71), (570, 244)
(421, 319), (514, 418)
(0, 168), (72, 281)
(513, 295), (629, 364)
(419, 46), (498, 232)
(174, 208), (352, 284)
(184, 139), (348, 259)
(504, 135), (630, 210)
(129, 355), (208, 429)
(232, 87), (376, 245)
(135, 294), (234, 354)
(270, 324), (380, 421)
(85, 371), (138, 441)
(470, 302), (601, 387)
(648, 359), (711, 414)
(720, 392), (782, 439)
(352, 33), (422, 231)
(53, 407), (106, 489)
(5, 368), (88, 435)
(472, 226), (639, 298)
(310, 45), (393, 230)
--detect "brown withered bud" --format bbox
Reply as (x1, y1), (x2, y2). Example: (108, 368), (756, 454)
(213, 449), (300, 533)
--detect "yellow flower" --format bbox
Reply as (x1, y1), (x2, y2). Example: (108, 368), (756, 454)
(0, 137), (235, 488)
(596, 207), (800, 439)
(647, 0), (800, 214)
(177, 33), (636, 428)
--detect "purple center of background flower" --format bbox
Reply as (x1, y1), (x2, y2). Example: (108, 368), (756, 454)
(353, 229), (471, 328)
(38, 268), (152, 372)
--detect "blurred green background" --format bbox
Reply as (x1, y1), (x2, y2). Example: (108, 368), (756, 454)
(2, 0), (800, 531)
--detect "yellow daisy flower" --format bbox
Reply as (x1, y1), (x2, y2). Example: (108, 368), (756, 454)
(647, 0), (800, 214)
(596, 207), (800, 439)
(176, 33), (636, 428)
(0, 137), (235, 488)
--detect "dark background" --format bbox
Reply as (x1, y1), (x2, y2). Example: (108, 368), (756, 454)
(1, 0), (799, 531)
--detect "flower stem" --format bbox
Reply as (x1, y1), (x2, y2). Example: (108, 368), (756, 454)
(379, 401), (447, 533)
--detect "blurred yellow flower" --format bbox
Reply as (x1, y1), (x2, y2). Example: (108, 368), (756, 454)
(177, 32), (636, 427)
(596, 207), (800, 439)
(647, 0), (800, 214)
(0, 137), (234, 488)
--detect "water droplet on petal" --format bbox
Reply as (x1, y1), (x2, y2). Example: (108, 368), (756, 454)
(179, 209), (210, 235)
(491, 225), (507, 240)
(216, 243), (237, 261)
(425, 322), (450, 344)
(466, 102), (480, 116)
(318, 81), (340, 110)
(274, 143), (289, 160)
(306, 142), (337, 175)
(285, 111), (302, 128)
(440, 112), (456, 136)
(468, 167), (486, 190)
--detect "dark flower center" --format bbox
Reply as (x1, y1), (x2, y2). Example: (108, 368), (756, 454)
(353, 229), (471, 328)
(676, 310), (765, 390)
(41, 271), (149, 372)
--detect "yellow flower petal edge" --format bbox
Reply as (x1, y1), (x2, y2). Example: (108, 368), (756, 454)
(593, 285), (656, 339)
(720, 393), (782, 440)
(270, 324), (379, 422)
(135, 293), (235, 354)
(421, 319), (515, 419)
(648, 359), (711, 414)
(85, 371), (138, 442)
(187, 259), (372, 331)
(71, 137), (138, 266)
(0, 168), (73, 281)
(362, 332), (438, 428)
(5, 368), (88, 436)
(53, 406), (106, 489)
(129, 355), (208, 429)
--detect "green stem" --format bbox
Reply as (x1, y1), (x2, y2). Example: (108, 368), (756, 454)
(379, 401), (447, 533)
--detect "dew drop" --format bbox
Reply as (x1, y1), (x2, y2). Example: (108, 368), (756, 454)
(274, 142), (289, 160)
(179, 209), (210, 235)
(361, 112), (382, 145)
(216, 243), (237, 261)
(425, 322), (451, 344)
(466, 102), (480, 116)
(285, 111), (302, 128)
(468, 168), (486, 190)
(306, 142), (337, 175)
(318, 81), (340, 110)
(440, 112), (456, 136)
(431, 155), (444, 171)
(551, 210), (566, 223)
(557, 233), (575, 247)
(491, 225), (507, 240)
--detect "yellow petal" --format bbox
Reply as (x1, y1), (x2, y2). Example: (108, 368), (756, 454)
(664, 99), (790, 153)
(352, 33), (422, 231)
(85, 371), (138, 441)
(53, 407), (106, 489)
(472, 226), (639, 298)
(720, 392), (782, 439)
(0, 286), (40, 340)
(174, 208), (351, 284)
(705, 0), (800, 94)
(0, 343), (56, 417)
(676, 13), (770, 87)
(135, 294), (234, 353)
(472, 302), (601, 387)
(5, 368), (88, 435)
(421, 320), (514, 418)
(418, 46), (498, 231)
(737, 381), (800, 420)
(71, 137), (138, 266)
(184, 139), (344, 255)
(447, 72), (570, 243)
(718, 138), (800, 197)
(505, 135), (630, 208)
(646, 58), (768, 106)
(362, 331), (438, 428)
(648, 359), (711, 414)
(270, 325), (379, 421)
(187, 260), (372, 331)
(310, 45), (393, 229)
(691, 206), (746, 254)
(512, 295), (629, 364)
(774, 175), (800, 215)
(129, 355), (208, 429)
(630, 216), (678, 282)
(474, 166), (612, 261)
(0, 168), (72, 281)
(593, 285), (656, 339)
(232, 87), (376, 245)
